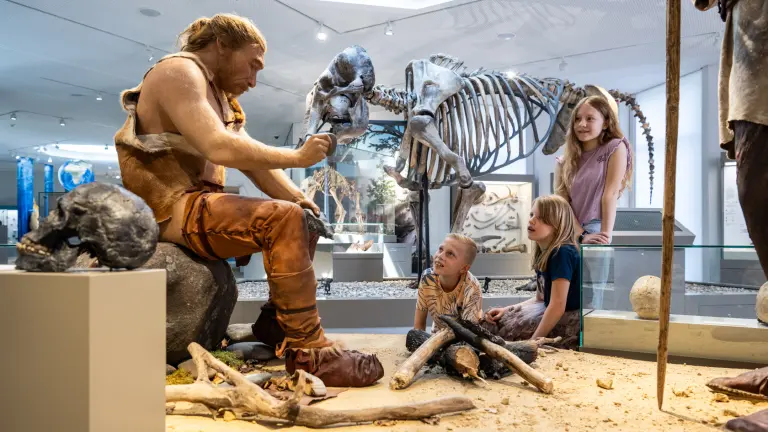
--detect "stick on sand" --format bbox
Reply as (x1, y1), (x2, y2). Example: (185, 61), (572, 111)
(657, 0), (681, 411)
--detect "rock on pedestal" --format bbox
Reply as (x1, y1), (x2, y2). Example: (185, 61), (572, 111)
(139, 243), (238, 365)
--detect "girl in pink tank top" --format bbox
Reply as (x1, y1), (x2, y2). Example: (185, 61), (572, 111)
(554, 95), (633, 245)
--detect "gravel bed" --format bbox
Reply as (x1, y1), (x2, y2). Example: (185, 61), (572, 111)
(238, 279), (759, 300)
(237, 278), (536, 300)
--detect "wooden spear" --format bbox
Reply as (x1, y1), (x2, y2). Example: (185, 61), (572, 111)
(657, 0), (681, 410)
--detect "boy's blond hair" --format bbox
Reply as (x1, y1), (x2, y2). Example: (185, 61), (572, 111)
(446, 233), (478, 266)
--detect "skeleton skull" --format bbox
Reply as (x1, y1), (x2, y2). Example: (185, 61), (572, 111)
(301, 45), (375, 146)
(15, 182), (159, 272)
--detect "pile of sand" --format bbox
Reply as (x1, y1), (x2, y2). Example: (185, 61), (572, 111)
(166, 334), (767, 431)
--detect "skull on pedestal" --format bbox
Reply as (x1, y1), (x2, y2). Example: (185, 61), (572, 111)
(15, 182), (159, 272)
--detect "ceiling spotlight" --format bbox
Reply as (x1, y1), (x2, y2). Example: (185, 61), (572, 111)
(504, 70), (518, 79)
(47, 157), (52, 164)
(60, 118), (66, 127)
(316, 23), (328, 41)
(10, 112), (17, 121)
(559, 58), (568, 72)
(384, 21), (394, 36)
(498, 33), (516, 41)
(96, 93), (103, 101)
(15, 155), (19, 160)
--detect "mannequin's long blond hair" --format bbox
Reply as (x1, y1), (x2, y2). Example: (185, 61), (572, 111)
(555, 95), (633, 199)
(531, 195), (579, 272)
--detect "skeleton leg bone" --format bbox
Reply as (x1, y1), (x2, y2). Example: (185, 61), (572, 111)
(409, 115), (473, 188)
(451, 182), (486, 233)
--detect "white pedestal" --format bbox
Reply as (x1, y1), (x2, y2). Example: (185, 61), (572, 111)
(0, 269), (166, 432)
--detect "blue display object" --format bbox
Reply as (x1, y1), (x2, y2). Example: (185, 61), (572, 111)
(17, 157), (34, 239)
(58, 160), (94, 192)
(43, 164), (54, 217)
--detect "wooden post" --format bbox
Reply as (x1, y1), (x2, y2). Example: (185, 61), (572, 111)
(657, 0), (681, 410)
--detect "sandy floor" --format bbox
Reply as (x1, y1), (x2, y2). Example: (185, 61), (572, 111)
(166, 334), (768, 432)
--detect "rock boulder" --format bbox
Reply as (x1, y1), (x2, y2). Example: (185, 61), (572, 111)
(140, 243), (238, 365)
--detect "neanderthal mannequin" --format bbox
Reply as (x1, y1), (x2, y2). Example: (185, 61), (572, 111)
(113, 13), (383, 387)
(692, 1), (768, 429)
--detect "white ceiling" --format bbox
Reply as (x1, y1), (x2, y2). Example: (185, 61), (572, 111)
(0, 0), (724, 172)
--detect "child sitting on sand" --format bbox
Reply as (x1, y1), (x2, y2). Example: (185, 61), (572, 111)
(484, 195), (582, 349)
(413, 233), (483, 333)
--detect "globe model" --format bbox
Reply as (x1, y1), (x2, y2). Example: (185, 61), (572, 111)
(58, 160), (95, 192)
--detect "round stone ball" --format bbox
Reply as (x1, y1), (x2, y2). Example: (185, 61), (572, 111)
(630, 275), (661, 320)
(757, 282), (768, 325)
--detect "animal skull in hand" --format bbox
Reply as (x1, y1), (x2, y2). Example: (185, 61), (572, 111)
(15, 182), (159, 272)
(301, 45), (375, 145)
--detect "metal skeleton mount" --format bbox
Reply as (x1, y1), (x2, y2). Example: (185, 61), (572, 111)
(363, 53), (656, 268)
(300, 166), (365, 233)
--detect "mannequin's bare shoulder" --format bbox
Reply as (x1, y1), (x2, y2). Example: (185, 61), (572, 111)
(142, 57), (208, 103)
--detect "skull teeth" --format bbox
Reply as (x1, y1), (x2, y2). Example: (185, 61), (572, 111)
(16, 240), (52, 257)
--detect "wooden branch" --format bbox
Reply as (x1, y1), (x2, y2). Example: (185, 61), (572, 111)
(291, 397), (475, 427)
(440, 316), (554, 394)
(166, 343), (476, 427)
(391, 328), (456, 390)
(444, 344), (483, 382)
(658, 0), (681, 411)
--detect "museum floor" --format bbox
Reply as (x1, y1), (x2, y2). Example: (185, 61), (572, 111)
(165, 333), (767, 432)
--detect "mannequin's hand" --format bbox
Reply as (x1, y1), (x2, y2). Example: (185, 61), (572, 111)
(293, 196), (320, 216)
(295, 134), (333, 167)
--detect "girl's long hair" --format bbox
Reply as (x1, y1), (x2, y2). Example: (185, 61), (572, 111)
(555, 95), (633, 199)
(531, 195), (579, 272)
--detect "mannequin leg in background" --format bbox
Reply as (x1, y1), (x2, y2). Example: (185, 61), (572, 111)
(734, 120), (768, 280)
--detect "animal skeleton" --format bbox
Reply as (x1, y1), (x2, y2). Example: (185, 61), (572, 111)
(363, 53), (656, 236)
(300, 166), (365, 233)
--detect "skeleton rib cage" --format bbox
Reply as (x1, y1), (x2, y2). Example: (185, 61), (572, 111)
(398, 55), (563, 189)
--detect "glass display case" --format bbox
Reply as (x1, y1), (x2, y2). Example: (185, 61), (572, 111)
(0, 209), (19, 244)
(579, 243), (767, 366)
(0, 243), (17, 267)
(291, 122), (406, 239)
(450, 174), (536, 277)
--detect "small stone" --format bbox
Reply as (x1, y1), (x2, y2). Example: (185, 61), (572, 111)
(223, 411), (237, 422)
(614, 402), (621, 407)
(596, 378), (613, 389)
(563, 366), (569, 371)
(501, 397), (510, 405)
(541, 407), (547, 411)
(556, 362), (563, 368)
(226, 342), (276, 362)
(713, 393), (729, 402)
(672, 387), (692, 397)
(178, 358), (216, 380)
(603, 418), (612, 422)
(485, 408), (498, 414)
(166, 364), (177, 375)
(724, 409), (740, 417)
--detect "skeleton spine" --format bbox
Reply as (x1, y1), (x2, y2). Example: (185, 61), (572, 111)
(365, 85), (415, 115)
(608, 90), (655, 204)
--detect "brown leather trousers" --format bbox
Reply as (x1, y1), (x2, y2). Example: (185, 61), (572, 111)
(734, 121), (768, 281)
(180, 191), (329, 357)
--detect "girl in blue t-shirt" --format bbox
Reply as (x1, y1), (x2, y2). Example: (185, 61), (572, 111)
(484, 195), (582, 348)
